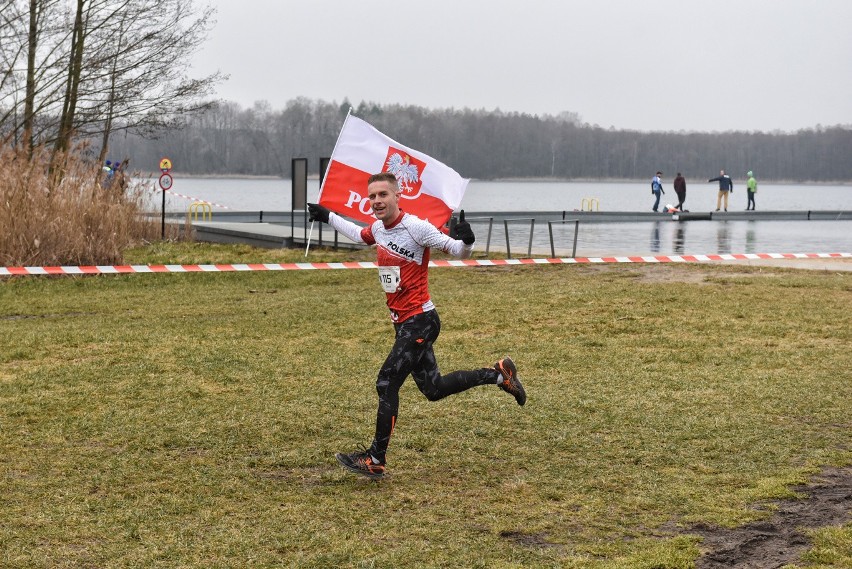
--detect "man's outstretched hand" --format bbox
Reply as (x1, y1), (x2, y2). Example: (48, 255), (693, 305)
(451, 210), (475, 245)
(307, 203), (330, 223)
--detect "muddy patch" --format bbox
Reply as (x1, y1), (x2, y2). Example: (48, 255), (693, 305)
(499, 529), (563, 549)
(691, 466), (852, 568)
(632, 265), (719, 284)
(0, 311), (97, 321)
(631, 263), (793, 284)
(572, 263), (782, 285)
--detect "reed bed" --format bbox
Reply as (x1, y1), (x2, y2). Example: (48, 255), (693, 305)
(0, 144), (163, 267)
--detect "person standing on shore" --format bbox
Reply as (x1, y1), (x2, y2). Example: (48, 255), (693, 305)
(746, 170), (757, 210)
(709, 169), (733, 212)
(651, 171), (665, 212)
(673, 172), (687, 211)
(307, 172), (526, 480)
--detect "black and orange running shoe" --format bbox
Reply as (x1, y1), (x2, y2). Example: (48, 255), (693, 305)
(335, 448), (386, 480)
(495, 356), (526, 406)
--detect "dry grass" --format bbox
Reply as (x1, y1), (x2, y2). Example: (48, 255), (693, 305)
(1, 243), (850, 568)
(0, 144), (163, 267)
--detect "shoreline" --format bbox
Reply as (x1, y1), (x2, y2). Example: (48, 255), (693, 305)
(143, 174), (852, 186)
(481, 177), (852, 185)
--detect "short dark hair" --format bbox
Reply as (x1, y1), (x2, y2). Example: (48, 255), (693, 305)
(656, 171), (663, 175)
(368, 172), (398, 186)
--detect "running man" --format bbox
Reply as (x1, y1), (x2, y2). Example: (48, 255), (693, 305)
(307, 172), (525, 480)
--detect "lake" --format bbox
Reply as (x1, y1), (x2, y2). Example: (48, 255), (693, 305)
(143, 178), (852, 256)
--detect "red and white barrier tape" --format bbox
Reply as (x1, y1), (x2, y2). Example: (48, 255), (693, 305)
(2, 252), (849, 276)
(149, 185), (233, 210)
(175, 193), (232, 210)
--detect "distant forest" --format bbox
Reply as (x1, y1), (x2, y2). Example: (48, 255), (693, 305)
(110, 98), (852, 182)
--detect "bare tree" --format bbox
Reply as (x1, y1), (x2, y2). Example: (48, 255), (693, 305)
(1, 0), (67, 148)
(1, 0), (221, 166)
(54, 0), (86, 154)
(0, 0), (27, 143)
(73, 0), (223, 165)
(21, 0), (39, 150)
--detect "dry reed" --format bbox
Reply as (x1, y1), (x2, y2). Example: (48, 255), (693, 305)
(0, 144), (162, 266)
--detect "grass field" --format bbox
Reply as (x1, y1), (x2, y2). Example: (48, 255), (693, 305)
(1, 243), (850, 568)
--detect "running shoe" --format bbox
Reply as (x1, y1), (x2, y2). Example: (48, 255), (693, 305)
(335, 448), (386, 480)
(495, 356), (526, 406)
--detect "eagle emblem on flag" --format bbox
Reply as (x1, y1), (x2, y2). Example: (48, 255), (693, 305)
(385, 149), (426, 200)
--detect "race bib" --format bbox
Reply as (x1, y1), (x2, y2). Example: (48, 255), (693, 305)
(378, 266), (401, 293)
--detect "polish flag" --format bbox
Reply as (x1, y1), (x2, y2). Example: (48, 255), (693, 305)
(317, 114), (468, 229)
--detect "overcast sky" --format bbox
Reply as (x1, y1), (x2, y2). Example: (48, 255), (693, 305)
(190, 0), (852, 133)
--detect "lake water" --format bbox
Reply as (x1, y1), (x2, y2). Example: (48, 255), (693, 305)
(143, 178), (852, 256)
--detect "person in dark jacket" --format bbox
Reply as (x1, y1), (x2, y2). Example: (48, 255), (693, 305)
(673, 172), (687, 211)
(708, 169), (733, 211)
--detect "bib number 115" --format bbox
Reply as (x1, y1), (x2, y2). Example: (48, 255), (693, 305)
(378, 266), (401, 293)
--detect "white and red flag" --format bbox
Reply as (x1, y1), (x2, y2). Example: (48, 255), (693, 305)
(317, 114), (468, 229)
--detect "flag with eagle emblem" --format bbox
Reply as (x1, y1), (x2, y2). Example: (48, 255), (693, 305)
(316, 114), (469, 229)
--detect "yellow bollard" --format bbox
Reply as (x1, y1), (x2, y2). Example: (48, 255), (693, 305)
(189, 201), (212, 221)
(580, 197), (600, 211)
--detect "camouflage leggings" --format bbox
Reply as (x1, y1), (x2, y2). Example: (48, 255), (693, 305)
(369, 309), (496, 463)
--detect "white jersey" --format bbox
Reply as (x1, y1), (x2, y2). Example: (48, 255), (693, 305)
(329, 211), (473, 322)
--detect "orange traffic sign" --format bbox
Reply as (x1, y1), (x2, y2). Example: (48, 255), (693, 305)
(159, 157), (173, 172)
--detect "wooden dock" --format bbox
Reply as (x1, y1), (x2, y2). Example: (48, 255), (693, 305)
(159, 209), (851, 252)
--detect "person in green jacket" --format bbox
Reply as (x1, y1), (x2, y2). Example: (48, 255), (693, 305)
(746, 170), (757, 210)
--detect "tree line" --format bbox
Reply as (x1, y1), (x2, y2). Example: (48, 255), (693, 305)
(110, 98), (852, 183)
(3, 0), (848, 185)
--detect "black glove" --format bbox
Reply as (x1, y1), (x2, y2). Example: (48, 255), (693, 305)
(307, 203), (330, 223)
(450, 210), (475, 245)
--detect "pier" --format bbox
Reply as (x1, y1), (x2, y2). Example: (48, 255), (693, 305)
(157, 209), (851, 257)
